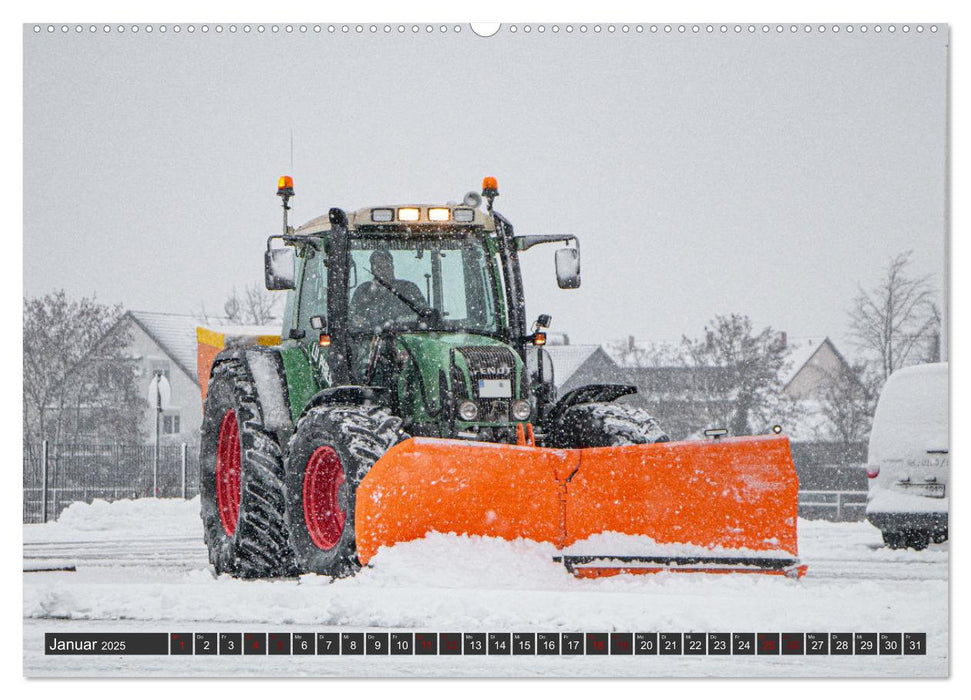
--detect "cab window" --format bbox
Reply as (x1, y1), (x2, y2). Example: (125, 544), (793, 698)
(295, 249), (327, 337)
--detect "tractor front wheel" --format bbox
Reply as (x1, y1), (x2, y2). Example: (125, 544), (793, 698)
(285, 404), (405, 577)
(548, 401), (670, 448)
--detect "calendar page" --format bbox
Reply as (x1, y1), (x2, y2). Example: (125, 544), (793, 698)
(22, 19), (949, 678)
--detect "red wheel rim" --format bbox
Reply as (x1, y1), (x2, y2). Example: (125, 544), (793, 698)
(303, 446), (346, 550)
(215, 410), (242, 537)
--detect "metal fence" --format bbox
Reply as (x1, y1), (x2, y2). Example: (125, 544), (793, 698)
(798, 490), (869, 522)
(22, 439), (869, 524)
(791, 441), (868, 522)
(23, 441), (200, 523)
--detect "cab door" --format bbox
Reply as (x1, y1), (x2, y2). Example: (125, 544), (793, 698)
(280, 246), (331, 418)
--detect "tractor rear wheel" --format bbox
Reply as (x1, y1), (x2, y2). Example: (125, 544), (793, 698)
(548, 401), (670, 448)
(882, 529), (932, 550)
(904, 529), (930, 550)
(881, 530), (906, 549)
(199, 358), (296, 578)
(285, 403), (406, 577)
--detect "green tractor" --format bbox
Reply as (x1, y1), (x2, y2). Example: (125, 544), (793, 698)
(198, 176), (803, 581)
(198, 176), (667, 578)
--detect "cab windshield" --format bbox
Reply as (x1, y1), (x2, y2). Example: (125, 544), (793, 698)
(347, 234), (500, 334)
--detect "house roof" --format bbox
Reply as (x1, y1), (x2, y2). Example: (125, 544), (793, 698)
(543, 345), (603, 389)
(601, 339), (681, 368)
(604, 336), (847, 386)
(624, 365), (737, 398)
(125, 310), (268, 382)
(782, 337), (831, 386)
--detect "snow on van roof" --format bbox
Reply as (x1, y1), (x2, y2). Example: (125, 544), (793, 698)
(868, 362), (948, 463)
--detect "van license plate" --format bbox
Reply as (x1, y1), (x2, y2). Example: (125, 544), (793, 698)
(897, 482), (945, 498)
(478, 379), (511, 398)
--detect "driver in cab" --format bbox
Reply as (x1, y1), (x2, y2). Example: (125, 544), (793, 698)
(351, 250), (428, 331)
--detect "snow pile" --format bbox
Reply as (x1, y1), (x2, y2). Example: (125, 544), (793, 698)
(351, 533), (568, 589)
(22, 500), (946, 653)
(33, 497), (202, 540)
(22, 497), (948, 676)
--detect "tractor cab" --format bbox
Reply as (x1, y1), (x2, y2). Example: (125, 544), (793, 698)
(263, 179), (581, 442)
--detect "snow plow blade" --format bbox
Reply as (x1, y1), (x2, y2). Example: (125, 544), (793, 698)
(355, 435), (804, 577)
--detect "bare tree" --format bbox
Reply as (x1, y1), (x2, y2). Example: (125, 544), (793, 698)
(222, 288), (242, 323)
(849, 251), (939, 382)
(680, 314), (797, 436)
(605, 335), (680, 368)
(221, 283), (281, 325)
(23, 291), (145, 447)
(814, 362), (879, 443)
(243, 283), (281, 325)
(607, 319), (798, 439)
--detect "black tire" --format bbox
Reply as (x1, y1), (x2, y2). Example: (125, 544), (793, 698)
(285, 403), (406, 577)
(882, 529), (931, 550)
(200, 357), (296, 578)
(904, 529), (930, 551)
(548, 402), (670, 448)
(882, 530), (906, 549)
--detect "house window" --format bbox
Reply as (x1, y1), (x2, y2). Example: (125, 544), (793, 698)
(162, 413), (181, 435)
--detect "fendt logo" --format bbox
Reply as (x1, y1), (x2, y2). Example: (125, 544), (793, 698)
(473, 364), (511, 377)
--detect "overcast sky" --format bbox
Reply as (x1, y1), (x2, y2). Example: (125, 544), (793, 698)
(23, 25), (947, 353)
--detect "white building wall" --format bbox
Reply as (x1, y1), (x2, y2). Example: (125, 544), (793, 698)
(785, 343), (845, 401)
(126, 321), (203, 445)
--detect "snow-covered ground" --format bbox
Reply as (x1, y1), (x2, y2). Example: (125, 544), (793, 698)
(23, 498), (948, 677)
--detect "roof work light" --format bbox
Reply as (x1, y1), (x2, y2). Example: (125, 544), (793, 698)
(277, 175), (294, 234)
(277, 175), (295, 198)
(482, 176), (499, 210)
(482, 176), (498, 196)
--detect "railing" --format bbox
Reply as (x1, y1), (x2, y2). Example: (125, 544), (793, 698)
(23, 441), (200, 523)
(798, 490), (868, 522)
(24, 439), (869, 524)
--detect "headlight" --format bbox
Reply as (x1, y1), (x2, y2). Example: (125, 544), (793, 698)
(511, 400), (531, 421)
(457, 400), (479, 422)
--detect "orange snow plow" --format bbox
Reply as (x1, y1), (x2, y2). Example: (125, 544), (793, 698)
(356, 435), (806, 578)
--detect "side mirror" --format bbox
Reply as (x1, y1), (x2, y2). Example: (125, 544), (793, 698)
(265, 247), (296, 290)
(555, 248), (581, 289)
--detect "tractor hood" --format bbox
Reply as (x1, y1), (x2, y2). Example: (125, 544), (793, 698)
(396, 332), (527, 424)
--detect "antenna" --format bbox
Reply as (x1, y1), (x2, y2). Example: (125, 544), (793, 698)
(277, 176), (295, 234)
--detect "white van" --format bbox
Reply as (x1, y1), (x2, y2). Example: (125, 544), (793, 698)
(866, 362), (949, 549)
